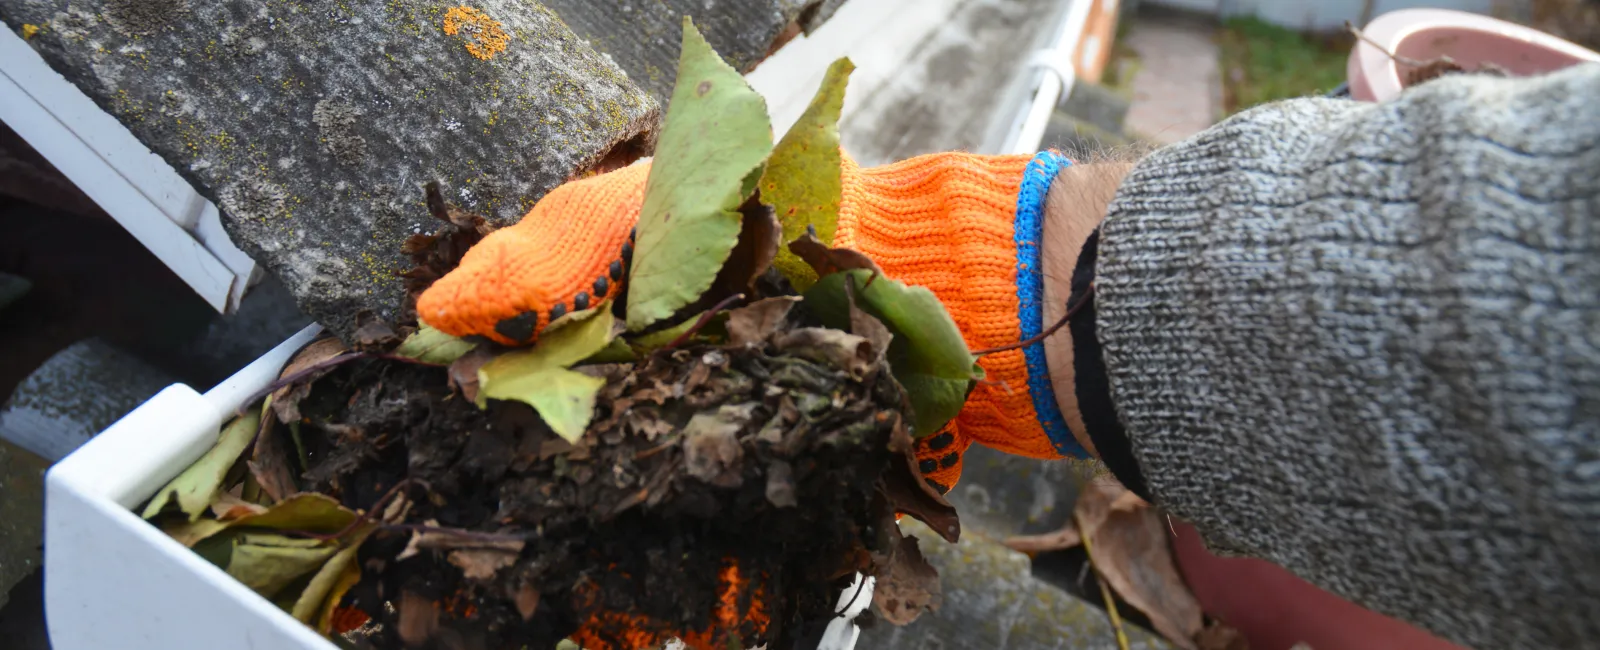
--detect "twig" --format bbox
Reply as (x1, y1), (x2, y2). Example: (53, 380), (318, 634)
(1079, 514), (1131, 650)
(971, 284), (1095, 357)
(237, 351), (445, 416)
(661, 293), (745, 351)
(378, 523), (537, 543)
(1344, 21), (1432, 68)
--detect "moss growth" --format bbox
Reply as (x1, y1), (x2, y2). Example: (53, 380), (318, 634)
(1218, 17), (1350, 114)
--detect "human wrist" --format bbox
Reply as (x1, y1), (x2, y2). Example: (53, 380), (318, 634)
(1040, 162), (1133, 457)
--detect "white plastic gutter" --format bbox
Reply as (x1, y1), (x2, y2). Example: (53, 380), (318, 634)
(1002, 0), (1097, 154)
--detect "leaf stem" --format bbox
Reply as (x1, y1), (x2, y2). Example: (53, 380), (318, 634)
(661, 293), (745, 351)
(378, 523), (537, 543)
(971, 284), (1094, 357)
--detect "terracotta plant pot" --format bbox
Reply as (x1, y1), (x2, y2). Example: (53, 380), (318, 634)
(1347, 8), (1600, 103)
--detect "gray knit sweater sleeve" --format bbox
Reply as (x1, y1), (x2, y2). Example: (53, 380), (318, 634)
(1096, 63), (1600, 649)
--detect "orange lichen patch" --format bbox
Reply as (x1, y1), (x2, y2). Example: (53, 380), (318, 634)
(442, 6), (509, 61)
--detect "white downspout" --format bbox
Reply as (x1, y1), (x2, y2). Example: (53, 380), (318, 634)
(1003, 0), (1097, 154)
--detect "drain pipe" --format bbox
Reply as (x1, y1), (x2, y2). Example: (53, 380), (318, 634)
(1003, 0), (1097, 154)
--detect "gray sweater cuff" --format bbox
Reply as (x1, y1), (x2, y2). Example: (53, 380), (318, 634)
(1094, 64), (1600, 649)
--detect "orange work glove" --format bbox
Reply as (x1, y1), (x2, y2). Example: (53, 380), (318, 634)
(417, 150), (1091, 495)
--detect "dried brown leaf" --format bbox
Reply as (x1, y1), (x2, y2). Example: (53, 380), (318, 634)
(450, 548), (520, 580)
(1079, 479), (1204, 650)
(398, 589), (439, 647)
(271, 337), (349, 424)
(1196, 620), (1250, 650)
(682, 404), (750, 488)
(210, 492), (269, 520)
(249, 401), (299, 503)
(725, 296), (802, 346)
(715, 195), (782, 296)
(844, 280), (892, 360)
(881, 422), (959, 543)
(788, 229), (883, 279)
(765, 459), (797, 508)
(449, 345), (495, 405)
(773, 327), (876, 381)
(515, 582), (542, 621)
(352, 312), (399, 351)
(872, 528), (941, 626)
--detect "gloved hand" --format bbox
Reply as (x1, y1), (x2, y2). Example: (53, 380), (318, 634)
(417, 150), (1096, 496)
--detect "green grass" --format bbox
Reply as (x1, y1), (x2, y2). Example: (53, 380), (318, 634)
(1218, 17), (1350, 113)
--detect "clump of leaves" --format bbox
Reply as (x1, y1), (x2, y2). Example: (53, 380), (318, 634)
(141, 15), (980, 650)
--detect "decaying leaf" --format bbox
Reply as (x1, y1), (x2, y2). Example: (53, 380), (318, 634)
(142, 408), (264, 521)
(450, 548), (521, 580)
(226, 533), (340, 599)
(291, 525), (376, 631)
(479, 306), (618, 443)
(764, 58), (854, 290)
(352, 313), (400, 351)
(1080, 481), (1204, 649)
(681, 404), (752, 488)
(211, 492), (269, 520)
(163, 493), (359, 547)
(773, 327), (877, 382)
(396, 324), (476, 364)
(805, 270), (979, 435)
(881, 422), (960, 543)
(788, 230), (882, 281)
(400, 182), (496, 314)
(725, 296), (801, 346)
(871, 527), (941, 626)
(844, 278), (893, 361)
(272, 337), (350, 424)
(1017, 478), (1204, 649)
(765, 459), (797, 508)
(249, 394), (299, 504)
(1196, 620), (1250, 650)
(397, 589), (439, 647)
(448, 345), (495, 405)
(515, 582), (542, 621)
(626, 18), (774, 332)
(706, 195), (781, 299)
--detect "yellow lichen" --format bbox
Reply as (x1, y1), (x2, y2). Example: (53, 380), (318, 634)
(441, 6), (508, 61)
(21, 24), (41, 40)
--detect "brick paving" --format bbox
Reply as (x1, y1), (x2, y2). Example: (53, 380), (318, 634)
(1122, 8), (1224, 144)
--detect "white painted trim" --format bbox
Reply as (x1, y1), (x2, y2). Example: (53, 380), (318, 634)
(0, 27), (254, 312)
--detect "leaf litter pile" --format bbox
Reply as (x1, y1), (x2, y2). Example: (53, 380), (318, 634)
(139, 18), (980, 650)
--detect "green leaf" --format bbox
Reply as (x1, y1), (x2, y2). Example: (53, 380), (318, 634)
(162, 493), (359, 547)
(395, 324), (475, 364)
(763, 58), (854, 291)
(142, 408), (264, 521)
(226, 533), (339, 600)
(479, 306), (617, 443)
(626, 17), (774, 331)
(292, 525), (376, 631)
(803, 271), (980, 435)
